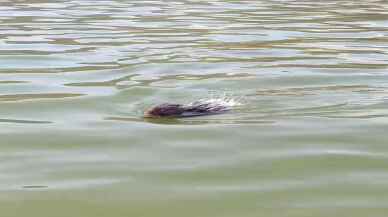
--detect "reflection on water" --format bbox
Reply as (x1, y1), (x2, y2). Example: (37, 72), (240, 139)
(0, 118), (51, 124)
(1, 0), (388, 216)
(0, 93), (84, 102)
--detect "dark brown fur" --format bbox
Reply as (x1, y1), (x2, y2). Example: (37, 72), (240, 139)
(144, 102), (228, 118)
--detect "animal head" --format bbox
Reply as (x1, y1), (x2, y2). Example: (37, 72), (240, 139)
(144, 103), (184, 117)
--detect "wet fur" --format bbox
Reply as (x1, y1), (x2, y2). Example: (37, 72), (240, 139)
(144, 101), (229, 118)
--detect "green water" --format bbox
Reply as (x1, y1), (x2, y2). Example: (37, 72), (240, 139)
(1, 0), (388, 216)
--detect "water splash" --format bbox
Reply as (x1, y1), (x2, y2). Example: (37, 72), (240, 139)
(189, 96), (243, 108)
(187, 91), (244, 109)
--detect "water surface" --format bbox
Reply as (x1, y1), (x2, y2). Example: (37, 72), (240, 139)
(1, 0), (388, 216)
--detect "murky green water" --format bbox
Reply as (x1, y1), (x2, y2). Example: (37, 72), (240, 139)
(1, 0), (388, 216)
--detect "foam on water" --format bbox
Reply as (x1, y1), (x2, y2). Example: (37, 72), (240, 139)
(190, 91), (244, 107)
(188, 96), (243, 109)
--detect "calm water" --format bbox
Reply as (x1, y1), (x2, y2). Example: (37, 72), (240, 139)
(1, 0), (388, 216)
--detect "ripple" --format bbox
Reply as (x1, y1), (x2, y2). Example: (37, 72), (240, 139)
(0, 118), (52, 124)
(105, 116), (274, 126)
(0, 93), (84, 102)
(17, 179), (121, 191)
(1, 1), (388, 214)
(254, 85), (385, 96)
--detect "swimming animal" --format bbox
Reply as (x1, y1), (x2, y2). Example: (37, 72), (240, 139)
(144, 100), (231, 118)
